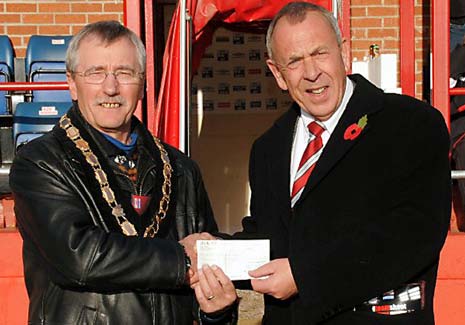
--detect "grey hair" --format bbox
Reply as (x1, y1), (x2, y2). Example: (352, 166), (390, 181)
(266, 2), (342, 60)
(66, 20), (146, 73)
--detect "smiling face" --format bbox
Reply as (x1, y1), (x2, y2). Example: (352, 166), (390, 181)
(67, 35), (144, 143)
(266, 11), (350, 121)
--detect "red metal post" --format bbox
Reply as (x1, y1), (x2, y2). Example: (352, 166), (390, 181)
(124, 0), (141, 38)
(341, 0), (351, 70)
(144, 0), (156, 133)
(400, 0), (415, 97)
(431, 0), (450, 127)
(123, 0), (144, 121)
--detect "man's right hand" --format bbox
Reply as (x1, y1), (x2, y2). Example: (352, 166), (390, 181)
(179, 232), (216, 285)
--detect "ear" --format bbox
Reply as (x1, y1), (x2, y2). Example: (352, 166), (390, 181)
(137, 82), (145, 100)
(266, 59), (288, 91)
(340, 39), (350, 73)
(66, 72), (79, 100)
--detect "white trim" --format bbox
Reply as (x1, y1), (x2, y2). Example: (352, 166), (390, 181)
(179, 0), (187, 153)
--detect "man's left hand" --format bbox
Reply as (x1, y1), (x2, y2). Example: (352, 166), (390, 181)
(193, 264), (237, 314)
(249, 258), (298, 300)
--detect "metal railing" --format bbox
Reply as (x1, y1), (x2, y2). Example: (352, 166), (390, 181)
(0, 81), (68, 91)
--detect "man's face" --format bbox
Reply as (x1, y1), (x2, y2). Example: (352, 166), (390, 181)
(267, 11), (350, 121)
(67, 36), (144, 142)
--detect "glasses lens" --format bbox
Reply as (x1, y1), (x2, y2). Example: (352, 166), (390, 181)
(85, 71), (106, 84)
(78, 70), (142, 84)
(115, 71), (139, 84)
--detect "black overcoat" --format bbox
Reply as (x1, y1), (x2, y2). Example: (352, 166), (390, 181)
(239, 74), (451, 324)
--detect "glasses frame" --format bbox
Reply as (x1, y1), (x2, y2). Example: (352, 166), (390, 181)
(72, 69), (145, 85)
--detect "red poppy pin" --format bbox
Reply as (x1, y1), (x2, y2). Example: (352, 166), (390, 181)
(344, 115), (368, 140)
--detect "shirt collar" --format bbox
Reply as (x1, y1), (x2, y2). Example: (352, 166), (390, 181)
(300, 77), (354, 134)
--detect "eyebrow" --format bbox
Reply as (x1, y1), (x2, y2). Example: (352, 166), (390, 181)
(84, 64), (136, 71)
(287, 46), (330, 61)
(114, 65), (137, 70)
(288, 54), (304, 62)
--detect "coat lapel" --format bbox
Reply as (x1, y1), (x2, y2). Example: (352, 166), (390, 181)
(268, 104), (300, 222)
(295, 75), (384, 206)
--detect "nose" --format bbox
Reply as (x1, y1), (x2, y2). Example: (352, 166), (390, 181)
(102, 72), (119, 95)
(302, 56), (321, 81)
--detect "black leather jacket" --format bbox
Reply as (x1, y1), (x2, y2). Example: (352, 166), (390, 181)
(10, 104), (225, 324)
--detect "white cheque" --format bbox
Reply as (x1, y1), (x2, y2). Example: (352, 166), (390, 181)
(196, 239), (270, 281)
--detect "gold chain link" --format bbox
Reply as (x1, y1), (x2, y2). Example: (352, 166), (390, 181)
(60, 114), (172, 238)
(144, 136), (172, 237)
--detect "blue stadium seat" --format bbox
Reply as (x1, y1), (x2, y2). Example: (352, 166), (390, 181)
(25, 35), (72, 102)
(13, 101), (71, 150)
(0, 35), (15, 114)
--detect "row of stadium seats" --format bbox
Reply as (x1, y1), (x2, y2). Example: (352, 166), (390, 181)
(14, 101), (70, 151)
(0, 34), (72, 115)
(0, 35), (73, 193)
(0, 101), (70, 194)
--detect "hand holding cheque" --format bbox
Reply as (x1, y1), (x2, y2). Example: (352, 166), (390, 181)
(186, 238), (299, 306)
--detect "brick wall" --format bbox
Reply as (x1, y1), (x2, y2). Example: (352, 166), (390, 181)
(351, 0), (399, 60)
(0, 0), (124, 57)
(350, 0), (429, 99)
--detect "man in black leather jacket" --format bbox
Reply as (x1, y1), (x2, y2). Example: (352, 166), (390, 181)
(10, 20), (237, 324)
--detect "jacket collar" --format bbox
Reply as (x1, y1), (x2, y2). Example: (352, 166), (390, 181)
(296, 74), (384, 206)
(268, 103), (300, 215)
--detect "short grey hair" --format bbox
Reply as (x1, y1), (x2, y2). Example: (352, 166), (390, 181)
(266, 2), (342, 60)
(66, 20), (146, 73)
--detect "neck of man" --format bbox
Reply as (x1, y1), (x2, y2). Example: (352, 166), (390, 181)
(101, 129), (131, 145)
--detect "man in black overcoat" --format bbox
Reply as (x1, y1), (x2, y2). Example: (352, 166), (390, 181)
(236, 2), (451, 324)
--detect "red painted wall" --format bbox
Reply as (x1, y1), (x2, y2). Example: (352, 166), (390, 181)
(1, 231), (464, 324)
(0, 231), (27, 325)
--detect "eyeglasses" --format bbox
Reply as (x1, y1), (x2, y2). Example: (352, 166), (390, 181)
(72, 68), (145, 84)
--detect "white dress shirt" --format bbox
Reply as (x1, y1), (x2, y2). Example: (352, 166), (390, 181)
(290, 77), (354, 194)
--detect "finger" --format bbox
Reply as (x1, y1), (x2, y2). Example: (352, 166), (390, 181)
(248, 262), (273, 278)
(210, 265), (235, 292)
(210, 265), (237, 304)
(193, 282), (209, 307)
(189, 269), (199, 287)
(189, 266), (199, 283)
(250, 277), (271, 294)
(201, 265), (223, 295)
(194, 285), (217, 314)
(198, 266), (215, 300)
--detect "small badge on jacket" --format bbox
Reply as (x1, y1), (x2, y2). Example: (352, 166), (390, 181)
(131, 195), (151, 216)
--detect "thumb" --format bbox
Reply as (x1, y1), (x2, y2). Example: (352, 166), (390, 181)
(249, 262), (273, 278)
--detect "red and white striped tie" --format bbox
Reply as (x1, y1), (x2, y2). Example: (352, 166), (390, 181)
(291, 121), (325, 207)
